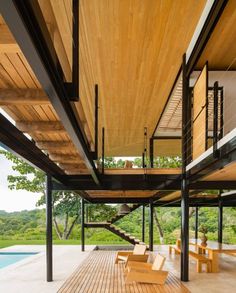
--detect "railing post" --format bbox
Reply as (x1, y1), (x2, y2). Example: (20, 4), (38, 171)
(149, 201), (153, 251)
(181, 53), (190, 282)
(102, 127), (105, 174)
(94, 84), (98, 158)
(213, 81), (219, 158)
(195, 206), (199, 239)
(149, 138), (154, 168)
(81, 198), (85, 251)
(46, 174), (53, 282)
(142, 205), (145, 243)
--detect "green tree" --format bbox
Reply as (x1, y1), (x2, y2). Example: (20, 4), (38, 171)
(0, 150), (81, 240)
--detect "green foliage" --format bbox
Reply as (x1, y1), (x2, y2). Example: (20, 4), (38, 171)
(0, 207), (235, 245)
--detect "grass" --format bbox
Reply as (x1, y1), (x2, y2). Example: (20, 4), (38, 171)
(0, 239), (128, 249)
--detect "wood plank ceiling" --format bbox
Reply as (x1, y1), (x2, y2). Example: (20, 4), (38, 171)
(79, 0), (206, 156)
(197, 0), (236, 70)
(0, 0), (206, 180)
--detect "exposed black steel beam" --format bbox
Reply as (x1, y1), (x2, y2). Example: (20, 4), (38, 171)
(186, 0), (228, 76)
(81, 198), (85, 251)
(152, 136), (181, 140)
(0, 113), (65, 180)
(46, 174), (53, 282)
(149, 201), (153, 251)
(189, 181), (236, 190)
(52, 174), (181, 191)
(88, 198), (150, 204)
(0, 0), (100, 184)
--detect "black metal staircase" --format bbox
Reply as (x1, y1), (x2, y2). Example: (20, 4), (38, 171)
(84, 204), (147, 245)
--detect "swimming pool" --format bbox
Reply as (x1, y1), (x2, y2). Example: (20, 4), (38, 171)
(0, 252), (38, 269)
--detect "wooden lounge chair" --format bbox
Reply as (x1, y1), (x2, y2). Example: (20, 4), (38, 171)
(169, 239), (181, 254)
(115, 244), (148, 266)
(125, 253), (168, 285)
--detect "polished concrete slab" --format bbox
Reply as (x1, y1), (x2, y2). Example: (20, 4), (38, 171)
(156, 245), (236, 293)
(0, 245), (95, 293)
(0, 244), (235, 293)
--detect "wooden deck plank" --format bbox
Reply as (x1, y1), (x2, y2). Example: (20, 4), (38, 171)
(58, 251), (189, 293)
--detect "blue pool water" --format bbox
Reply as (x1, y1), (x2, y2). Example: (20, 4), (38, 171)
(0, 252), (38, 269)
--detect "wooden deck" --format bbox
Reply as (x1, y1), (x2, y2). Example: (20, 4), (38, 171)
(58, 251), (189, 293)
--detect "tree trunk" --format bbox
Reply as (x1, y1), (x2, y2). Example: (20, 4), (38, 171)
(65, 214), (80, 239)
(53, 217), (62, 240)
(63, 213), (69, 239)
(153, 208), (164, 244)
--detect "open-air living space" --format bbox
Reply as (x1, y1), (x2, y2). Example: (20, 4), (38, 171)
(0, 0), (236, 292)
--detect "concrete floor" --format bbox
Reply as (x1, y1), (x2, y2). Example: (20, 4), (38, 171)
(0, 245), (95, 293)
(0, 245), (235, 293)
(156, 245), (236, 293)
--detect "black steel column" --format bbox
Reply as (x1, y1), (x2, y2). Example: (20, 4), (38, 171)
(181, 54), (190, 282)
(149, 201), (153, 251)
(150, 138), (154, 168)
(195, 207), (199, 239)
(102, 127), (105, 174)
(218, 199), (223, 243)
(142, 205), (145, 243)
(46, 174), (53, 282)
(81, 198), (85, 251)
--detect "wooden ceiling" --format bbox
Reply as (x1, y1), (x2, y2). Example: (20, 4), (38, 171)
(0, 14), (89, 175)
(0, 0), (207, 177)
(79, 0), (206, 156)
(197, 0), (236, 70)
(202, 161), (236, 181)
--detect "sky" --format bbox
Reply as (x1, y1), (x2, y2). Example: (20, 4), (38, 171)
(0, 151), (42, 212)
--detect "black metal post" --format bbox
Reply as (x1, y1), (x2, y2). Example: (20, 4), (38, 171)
(219, 88), (224, 139)
(81, 198), (85, 251)
(195, 207), (199, 239)
(150, 138), (154, 168)
(142, 205), (145, 243)
(85, 203), (89, 223)
(213, 81), (219, 158)
(142, 152), (145, 169)
(218, 196), (223, 243)
(94, 84), (98, 158)
(46, 174), (53, 282)
(71, 0), (79, 101)
(102, 127), (105, 174)
(149, 201), (153, 251)
(181, 54), (189, 282)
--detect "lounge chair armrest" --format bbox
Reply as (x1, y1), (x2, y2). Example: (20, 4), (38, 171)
(117, 251), (133, 256)
(126, 261), (152, 270)
(115, 251), (133, 264)
(125, 268), (168, 285)
(126, 254), (149, 264)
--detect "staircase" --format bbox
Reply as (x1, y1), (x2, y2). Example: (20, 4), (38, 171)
(84, 204), (147, 246)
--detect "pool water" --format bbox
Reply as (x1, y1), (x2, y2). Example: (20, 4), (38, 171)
(0, 252), (38, 269)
